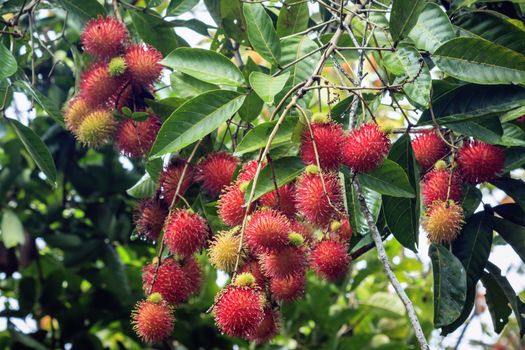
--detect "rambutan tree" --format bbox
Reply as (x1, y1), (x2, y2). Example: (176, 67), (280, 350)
(1, 0), (525, 349)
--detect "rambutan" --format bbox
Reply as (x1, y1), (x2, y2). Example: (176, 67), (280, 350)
(341, 123), (390, 173)
(64, 97), (90, 132)
(423, 200), (464, 244)
(300, 121), (344, 170)
(81, 16), (128, 59)
(270, 274), (305, 303)
(208, 228), (244, 272)
(234, 272), (256, 287)
(110, 82), (136, 112)
(159, 160), (194, 206)
(142, 259), (190, 305)
(197, 152), (240, 197)
(218, 184), (249, 227)
(517, 114), (525, 122)
(115, 115), (162, 158)
(108, 56), (127, 77)
(295, 172), (343, 227)
(131, 294), (174, 343)
(422, 169), (463, 207)
(80, 63), (122, 106)
(259, 246), (307, 279)
(310, 240), (350, 281)
(125, 44), (163, 86)
(259, 183), (297, 218)
(239, 259), (267, 286)
(245, 209), (291, 253)
(329, 216), (353, 243)
(290, 220), (316, 245)
(213, 285), (265, 337)
(163, 209), (209, 256)
(236, 160), (264, 183)
(457, 141), (505, 184)
(181, 256), (202, 298)
(134, 197), (168, 241)
(76, 109), (116, 148)
(247, 307), (279, 344)
(411, 130), (449, 171)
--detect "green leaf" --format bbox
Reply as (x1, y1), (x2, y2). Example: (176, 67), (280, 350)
(245, 157), (304, 201)
(1, 209), (24, 248)
(491, 177), (525, 212)
(408, 3), (455, 53)
(276, 0), (309, 37)
(146, 97), (185, 119)
(126, 173), (156, 199)
(501, 123), (525, 147)
(492, 217), (525, 264)
(461, 184), (482, 218)
(130, 9), (179, 55)
(389, 0), (427, 42)
(383, 133), (420, 251)
(162, 48), (245, 87)
(485, 262), (525, 337)
(440, 287), (475, 335)
(0, 43), (17, 80)
(433, 37), (525, 85)
(249, 71), (290, 104)
(494, 203), (525, 226)
(9, 119), (57, 185)
(395, 45), (431, 107)
(14, 81), (63, 124)
(167, 0), (199, 16)
(357, 159), (415, 198)
(429, 244), (467, 328)
(503, 147), (525, 172)
(150, 90), (246, 157)
(170, 72), (218, 98)
(238, 91), (264, 122)
(445, 116), (502, 144)
(480, 269), (512, 334)
(234, 116), (298, 156)
(56, 0), (105, 25)
(243, 3), (281, 65)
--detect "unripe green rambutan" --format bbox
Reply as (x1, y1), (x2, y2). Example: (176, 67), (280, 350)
(76, 109), (116, 148)
(234, 272), (256, 287)
(108, 56), (127, 76)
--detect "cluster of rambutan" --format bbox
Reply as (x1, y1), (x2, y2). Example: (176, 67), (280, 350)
(411, 130), (505, 244)
(63, 16), (163, 158)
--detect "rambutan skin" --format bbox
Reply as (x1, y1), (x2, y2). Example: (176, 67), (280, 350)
(163, 209), (209, 257)
(245, 209), (291, 253)
(329, 216), (353, 243)
(259, 183), (297, 218)
(422, 169), (463, 207)
(247, 307), (279, 344)
(411, 130), (449, 171)
(80, 63), (122, 107)
(197, 152), (240, 197)
(208, 229), (244, 272)
(236, 160), (264, 183)
(115, 115), (161, 158)
(295, 172), (343, 227)
(423, 200), (464, 244)
(142, 259), (190, 305)
(181, 256), (202, 298)
(310, 240), (350, 281)
(300, 121), (344, 170)
(341, 123), (391, 173)
(64, 97), (90, 132)
(239, 259), (267, 286)
(218, 184), (249, 227)
(213, 286), (264, 337)
(76, 109), (116, 148)
(125, 44), (163, 86)
(131, 298), (174, 343)
(457, 141), (505, 184)
(259, 246), (307, 279)
(134, 197), (168, 241)
(159, 160), (194, 206)
(270, 274), (306, 303)
(290, 220), (316, 245)
(81, 16), (128, 59)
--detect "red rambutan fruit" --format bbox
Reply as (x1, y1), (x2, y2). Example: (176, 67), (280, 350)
(310, 240), (350, 281)
(163, 209), (209, 256)
(80, 63), (122, 107)
(81, 16), (128, 59)
(517, 114), (525, 122)
(115, 115), (161, 158)
(64, 97), (90, 132)
(142, 259), (190, 305)
(110, 82), (136, 112)
(159, 160), (194, 206)
(218, 184), (250, 227)
(300, 121), (344, 170)
(457, 140), (505, 184)
(411, 130), (449, 171)
(341, 123), (390, 173)
(259, 246), (307, 279)
(270, 274), (305, 303)
(245, 209), (291, 253)
(236, 160), (264, 183)
(247, 307), (279, 344)
(295, 172), (343, 227)
(131, 294), (174, 343)
(197, 152), (240, 197)
(329, 216), (353, 243)
(125, 44), (163, 87)
(134, 197), (168, 241)
(213, 285), (265, 337)
(239, 259), (267, 286)
(259, 183), (297, 218)
(423, 200), (464, 244)
(422, 169), (463, 207)
(76, 109), (116, 148)
(181, 256), (202, 298)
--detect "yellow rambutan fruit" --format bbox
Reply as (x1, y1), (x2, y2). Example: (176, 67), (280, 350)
(76, 109), (116, 148)
(423, 200), (465, 244)
(208, 228), (244, 272)
(64, 97), (91, 132)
